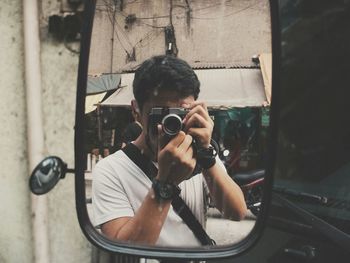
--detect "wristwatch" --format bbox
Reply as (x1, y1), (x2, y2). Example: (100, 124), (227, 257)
(197, 144), (217, 170)
(152, 178), (181, 201)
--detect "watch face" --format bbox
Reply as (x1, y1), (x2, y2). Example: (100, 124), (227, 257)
(159, 184), (173, 199)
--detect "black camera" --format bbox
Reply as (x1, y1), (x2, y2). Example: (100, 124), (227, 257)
(148, 107), (188, 136)
(148, 107), (219, 175)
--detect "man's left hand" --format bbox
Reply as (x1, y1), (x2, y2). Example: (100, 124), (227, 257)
(182, 101), (214, 148)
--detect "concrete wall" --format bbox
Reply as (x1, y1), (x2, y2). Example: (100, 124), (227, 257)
(0, 1), (33, 262)
(41, 39), (92, 263)
(0, 0), (91, 262)
(89, 0), (271, 74)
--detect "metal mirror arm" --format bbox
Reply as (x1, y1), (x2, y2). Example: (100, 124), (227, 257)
(29, 156), (75, 195)
(65, 168), (76, 174)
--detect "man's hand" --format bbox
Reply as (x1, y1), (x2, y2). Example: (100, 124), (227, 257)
(156, 125), (196, 185)
(182, 101), (214, 148)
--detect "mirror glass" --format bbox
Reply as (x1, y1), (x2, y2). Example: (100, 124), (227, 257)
(83, 0), (271, 248)
(272, 0), (350, 235)
(30, 156), (66, 195)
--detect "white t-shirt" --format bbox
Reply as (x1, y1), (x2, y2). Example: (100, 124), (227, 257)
(92, 149), (209, 247)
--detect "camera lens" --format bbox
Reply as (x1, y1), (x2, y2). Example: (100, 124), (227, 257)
(162, 114), (183, 136)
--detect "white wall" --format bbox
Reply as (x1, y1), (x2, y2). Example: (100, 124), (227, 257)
(0, 0), (91, 262)
(0, 1), (33, 262)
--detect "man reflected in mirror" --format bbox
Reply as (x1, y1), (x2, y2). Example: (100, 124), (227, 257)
(121, 117), (142, 148)
(92, 55), (247, 246)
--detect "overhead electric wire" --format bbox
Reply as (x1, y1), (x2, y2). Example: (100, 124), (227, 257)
(169, 0), (174, 25)
(99, 0), (250, 26)
(123, 13), (170, 20)
(106, 0), (117, 73)
(96, 0), (258, 65)
(123, 0), (140, 5)
(118, 10), (169, 28)
(114, 18), (134, 48)
(190, 3), (258, 20)
(99, 0), (167, 57)
(133, 28), (164, 48)
(104, 0), (132, 59)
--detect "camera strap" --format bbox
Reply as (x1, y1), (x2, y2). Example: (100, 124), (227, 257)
(122, 143), (215, 246)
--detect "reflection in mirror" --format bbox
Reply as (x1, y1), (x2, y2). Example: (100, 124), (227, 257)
(83, 0), (271, 248)
(30, 156), (66, 195)
(273, 0), (350, 235)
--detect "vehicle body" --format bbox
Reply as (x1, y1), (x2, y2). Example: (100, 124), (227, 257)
(224, 1), (350, 262)
(86, 0), (350, 261)
(29, 0), (350, 262)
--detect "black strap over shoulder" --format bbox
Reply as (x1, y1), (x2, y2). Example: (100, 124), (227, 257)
(122, 143), (215, 246)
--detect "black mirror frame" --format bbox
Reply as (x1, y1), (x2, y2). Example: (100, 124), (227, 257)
(74, 0), (281, 260)
(29, 156), (66, 195)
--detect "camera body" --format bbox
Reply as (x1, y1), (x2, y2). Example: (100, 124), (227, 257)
(148, 107), (189, 136)
(148, 107), (218, 175)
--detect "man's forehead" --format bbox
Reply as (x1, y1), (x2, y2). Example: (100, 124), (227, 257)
(143, 94), (194, 110)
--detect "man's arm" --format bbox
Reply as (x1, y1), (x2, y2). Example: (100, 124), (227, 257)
(183, 101), (247, 220)
(101, 130), (196, 245)
(203, 162), (247, 221)
(101, 189), (171, 244)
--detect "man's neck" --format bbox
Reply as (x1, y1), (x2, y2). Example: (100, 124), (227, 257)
(132, 132), (156, 162)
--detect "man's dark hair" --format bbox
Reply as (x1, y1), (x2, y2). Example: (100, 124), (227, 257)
(133, 55), (200, 111)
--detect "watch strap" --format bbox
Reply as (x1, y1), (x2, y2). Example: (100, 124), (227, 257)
(152, 178), (181, 200)
(197, 144), (217, 169)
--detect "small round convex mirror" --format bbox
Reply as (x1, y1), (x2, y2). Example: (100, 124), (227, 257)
(29, 156), (67, 195)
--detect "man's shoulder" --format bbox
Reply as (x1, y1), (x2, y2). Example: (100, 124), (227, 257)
(93, 150), (131, 175)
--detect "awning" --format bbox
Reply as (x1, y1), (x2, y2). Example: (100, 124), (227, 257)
(85, 92), (107, 113)
(99, 73), (135, 107)
(85, 73), (122, 113)
(87, 73), (121, 94)
(99, 68), (268, 109)
(259, 53), (272, 105)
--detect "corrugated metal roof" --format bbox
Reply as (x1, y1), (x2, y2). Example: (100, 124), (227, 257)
(196, 68), (267, 108)
(118, 63), (260, 73)
(191, 62), (260, 69)
(99, 68), (268, 109)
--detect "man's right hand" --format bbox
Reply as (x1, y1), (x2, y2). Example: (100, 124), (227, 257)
(156, 125), (196, 185)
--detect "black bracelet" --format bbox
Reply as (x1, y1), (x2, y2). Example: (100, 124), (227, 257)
(197, 156), (216, 170)
(196, 144), (217, 170)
